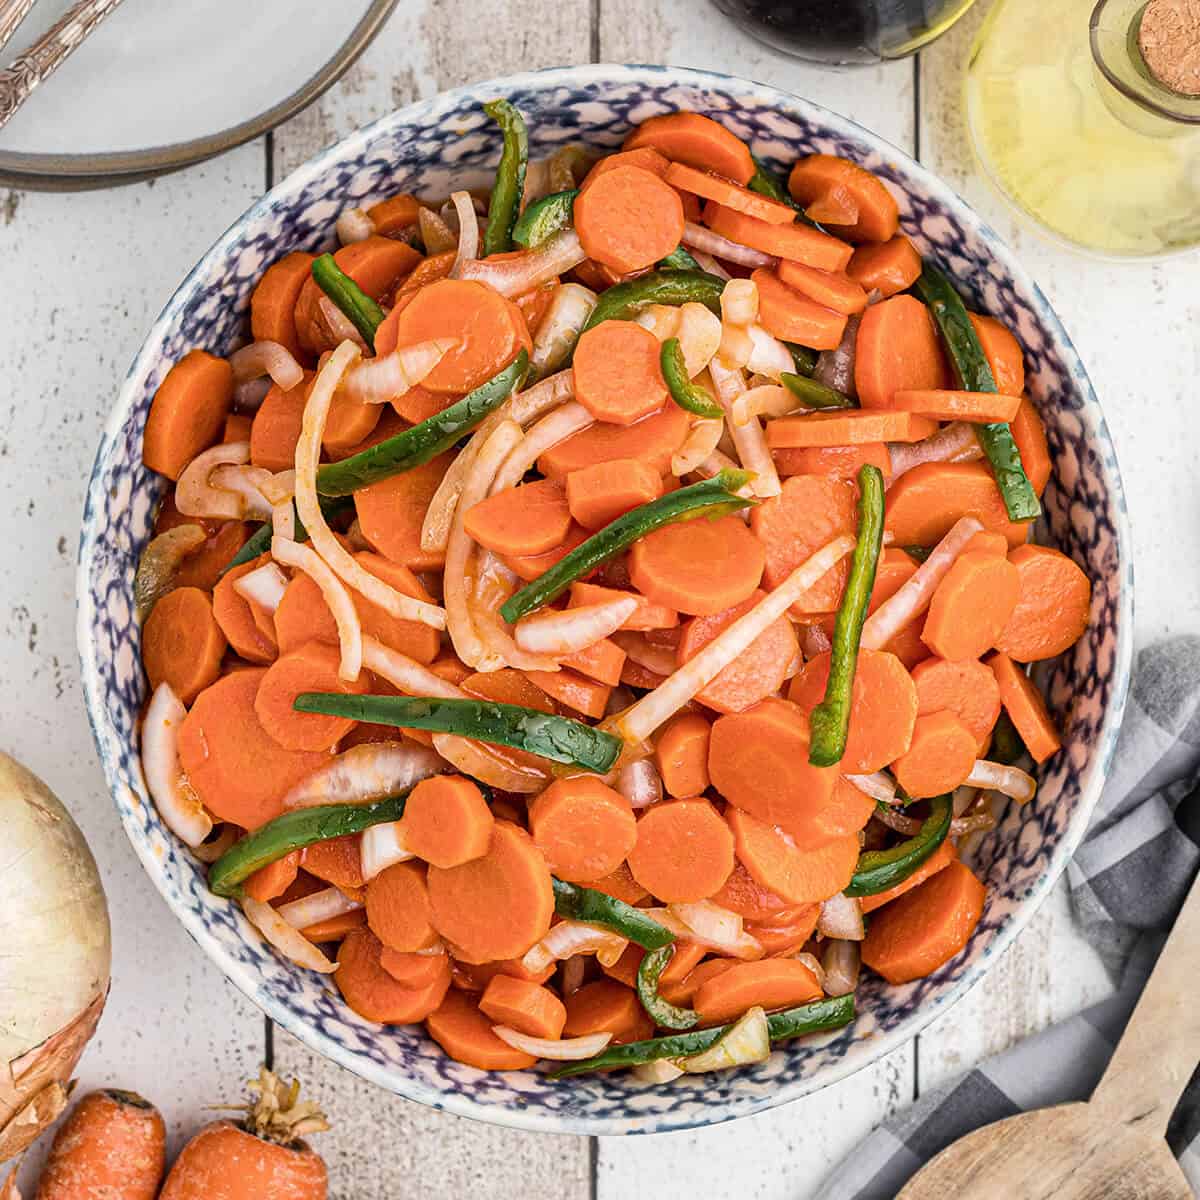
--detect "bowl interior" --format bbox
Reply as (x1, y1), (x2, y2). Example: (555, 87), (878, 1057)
(78, 64), (1131, 1135)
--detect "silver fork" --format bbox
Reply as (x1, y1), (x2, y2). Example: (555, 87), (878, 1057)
(0, 0), (126, 132)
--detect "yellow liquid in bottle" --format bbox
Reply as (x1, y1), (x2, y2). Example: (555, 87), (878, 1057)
(965, 0), (1200, 256)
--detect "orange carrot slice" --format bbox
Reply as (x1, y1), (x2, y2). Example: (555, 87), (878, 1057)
(403, 775), (494, 869)
(354, 451), (453, 570)
(765, 410), (938, 449)
(994, 545), (1092, 662)
(968, 312), (1025, 397)
(575, 166), (685, 274)
(726, 806), (859, 905)
(705, 202), (853, 272)
(566, 458), (664, 531)
(891, 710), (978, 799)
(911, 656), (1002, 753)
(627, 797), (735, 902)
(654, 712), (712, 799)
(528, 775), (637, 883)
(988, 652), (1062, 763)
(890, 389), (1022, 423)
(366, 860), (440, 952)
(142, 586), (227, 705)
(624, 112), (755, 185)
(860, 838), (958, 913)
(142, 350), (233, 481)
(573, 320), (670, 424)
(664, 161), (795, 223)
(787, 154), (899, 242)
(693, 958), (822, 1025)
(1010, 397), (1051, 497)
(854, 295), (948, 410)
(462, 478), (572, 558)
(479, 975), (567, 1040)
(775, 259), (869, 315)
(846, 235), (922, 298)
(751, 268), (848, 349)
(922, 550), (1021, 662)
(426, 989), (537, 1069)
(253, 641), (367, 753)
(884, 462), (1031, 549)
(538, 404), (690, 478)
(250, 250), (316, 360)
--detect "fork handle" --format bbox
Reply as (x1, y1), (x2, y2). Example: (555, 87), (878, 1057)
(0, 0), (125, 131)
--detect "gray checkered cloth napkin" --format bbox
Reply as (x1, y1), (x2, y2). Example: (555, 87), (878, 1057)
(817, 635), (1200, 1199)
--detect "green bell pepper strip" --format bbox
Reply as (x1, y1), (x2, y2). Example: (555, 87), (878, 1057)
(781, 371), (856, 411)
(636, 944), (700, 1031)
(785, 342), (818, 377)
(660, 337), (723, 418)
(581, 269), (726, 333)
(209, 794), (411, 897)
(311, 253), (386, 346)
(498, 469), (755, 623)
(550, 994), (856, 1078)
(551, 878), (674, 950)
(511, 189), (577, 249)
(988, 711), (1027, 765)
(913, 262), (1040, 523)
(658, 246), (702, 271)
(293, 694), (622, 774)
(482, 99), (528, 256)
(314, 352), (528, 497)
(809, 464), (885, 767)
(747, 158), (827, 232)
(218, 495), (354, 578)
(844, 794), (953, 898)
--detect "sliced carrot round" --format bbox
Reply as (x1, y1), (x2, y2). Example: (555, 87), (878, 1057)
(498, 522), (591, 583)
(366, 192), (424, 236)
(463, 478), (572, 557)
(775, 259), (868, 315)
(562, 979), (644, 1040)
(254, 640), (367, 753)
(624, 112), (755, 185)
(479, 975), (567, 1040)
(575, 166), (685, 275)
(354, 450), (453, 571)
(788, 648), (918, 772)
(773, 442), (893, 485)
(968, 312), (1025, 396)
(403, 775), (494, 869)
(787, 154), (899, 243)
(142, 586), (227, 705)
(242, 850), (301, 904)
(590, 861), (650, 907)
(566, 458), (664, 531)
(765, 410), (938, 449)
(143, 350), (234, 482)
(860, 839), (958, 914)
(380, 945), (450, 989)
(178, 669), (330, 829)
(426, 988), (537, 1070)
(660, 957), (736, 1007)
(302, 833), (365, 892)
(538, 404), (690, 478)
(664, 161), (795, 223)
(890, 389), (1021, 423)
(884, 462), (1031, 548)
(654, 711), (712, 798)
(427, 821), (554, 963)
(709, 860), (794, 922)
(994, 545), (1091, 662)
(854, 295), (948, 410)
(528, 775), (637, 883)
(693, 958), (822, 1025)
(891, 711), (978, 799)
(988, 652), (1063, 763)
(704, 202), (852, 272)
(212, 555), (278, 664)
(676, 589), (798, 714)
(583, 146), (671, 184)
(366, 860), (440, 952)
(337, 927), (451, 1024)
(629, 514), (764, 617)
(171, 522), (251, 594)
(745, 904), (821, 956)
(250, 250), (317, 360)
(573, 320), (670, 425)
(911, 656), (1002, 752)
(627, 797), (734, 903)
(751, 268), (849, 350)
(726, 806), (859, 905)
(526, 666), (612, 719)
(249, 373), (310, 471)
(846, 235), (922, 298)
(1010, 397), (1051, 497)
(922, 550), (1020, 663)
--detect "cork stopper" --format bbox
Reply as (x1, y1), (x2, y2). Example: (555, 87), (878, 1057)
(1137, 0), (1200, 95)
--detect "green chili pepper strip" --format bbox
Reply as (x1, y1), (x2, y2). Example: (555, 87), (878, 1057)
(582, 269), (726, 332)
(636, 945), (700, 1030)
(315, 352), (528, 497)
(658, 246), (702, 271)
(809, 464), (885, 767)
(482, 99), (528, 256)
(209, 794), (410, 897)
(499, 469), (755, 623)
(293, 694), (622, 773)
(747, 157), (827, 232)
(311, 253), (386, 346)
(913, 262), (1040, 523)
(219, 495), (353, 578)
(781, 371), (856, 411)
(551, 995), (855, 1078)
(551, 878), (674, 950)
(511, 189), (577, 249)
(988, 711), (1027, 766)
(785, 343), (818, 377)
(660, 338), (723, 418)
(845, 795), (953, 898)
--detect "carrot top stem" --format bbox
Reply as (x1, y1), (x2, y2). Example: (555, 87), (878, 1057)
(240, 1067), (330, 1146)
(311, 253), (385, 344)
(809, 464), (885, 767)
(482, 99), (529, 256)
(551, 877), (674, 949)
(661, 337), (723, 418)
(636, 944), (700, 1030)
(845, 794), (952, 897)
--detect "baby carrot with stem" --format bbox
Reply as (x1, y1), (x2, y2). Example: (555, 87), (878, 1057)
(809, 463), (884, 766)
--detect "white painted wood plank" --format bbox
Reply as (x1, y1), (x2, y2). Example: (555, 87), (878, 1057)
(1, 145), (269, 1191)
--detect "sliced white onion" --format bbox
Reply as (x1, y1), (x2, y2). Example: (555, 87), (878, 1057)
(191, 824), (236, 864)
(176, 442), (257, 521)
(671, 417), (725, 477)
(953, 785), (979, 818)
(682, 221), (776, 268)
(888, 421), (983, 481)
(615, 756), (663, 810)
(234, 376), (272, 411)
(818, 893), (865, 941)
(142, 683), (212, 848)
(271, 536), (363, 682)
(861, 516), (984, 651)
(448, 190), (480, 278)
(360, 821), (415, 881)
(692, 448), (745, 484)
(260, 469), (297, 505)
(336, 206), (376, 245)
(277, 886), (363, 931)
(230, 340), (305, 392)
(510, 368), (576, 425)
(613, 535), (855, 746)
(644, 907), (763, 959)
(272, 501), (296, 542)
(846, 772), (897, 804)
(611, 630), (677, 677)
(283, 740), (446, 810)
(458, 228), (586, 298)
(522, 920), (629, 974)
(745, 325), (798, 382)
(515, 597), (637, 655)
(292, 341), (447, 630)
(681, 1006), (770, 1072)
(708, 358), (781, 499)
(634, 1059), (685, 1084)
(490, 401), (594, 496)
(232, 561), (288, 614)
(432, 733), (549, 794)
(241, 896), (336, 974)
(821, 939), (861, 997)
(342, 338), (458, 404)
(689, 248), (731, 279)
(492, 1026), (612, 1061)
(318, 297), (368, 350)
(794, 951), (827, 990)
(717, 322), (754, 370)
(531, 283), (597, 377)
(361, 635), (465, 699)
(675, 302), (723, 377)
(721, 277), (759, 327)
(208, 464), (276, 521)
(471, 551), (560, 672)
(966, 759), (1037, 804)
(669, 900), (743, 947)
(731, 384), (797, 427)
(418, 206), (457, 254)
(634, 303), (682, 341)
(813, 310), (862, 397)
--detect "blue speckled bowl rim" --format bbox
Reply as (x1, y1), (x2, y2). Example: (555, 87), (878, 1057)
(77, 63), (1133, 1135)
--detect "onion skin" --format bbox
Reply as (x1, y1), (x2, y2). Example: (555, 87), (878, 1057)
(0, 754), (110, 1163)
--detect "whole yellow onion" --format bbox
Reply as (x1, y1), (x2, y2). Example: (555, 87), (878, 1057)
(0, 753), (111, 1163)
